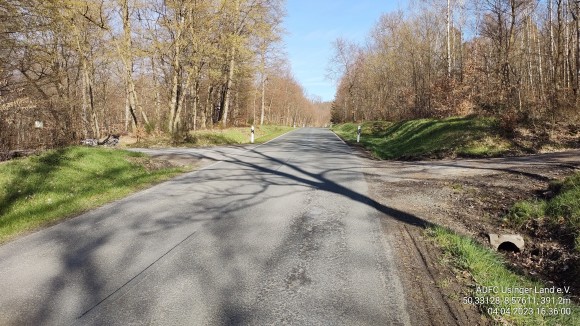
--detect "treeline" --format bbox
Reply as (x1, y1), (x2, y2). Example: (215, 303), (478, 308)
(329, 0), (580, 126)
(0, 0), (327, 153)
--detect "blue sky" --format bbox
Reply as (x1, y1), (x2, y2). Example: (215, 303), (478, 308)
(283, 0), (407, 101)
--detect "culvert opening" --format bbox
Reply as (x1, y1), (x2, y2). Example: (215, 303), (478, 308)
(498, 241), (520, 253)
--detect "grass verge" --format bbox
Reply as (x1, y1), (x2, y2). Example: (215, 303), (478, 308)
(332, 117), (514, 160)
(0, 146), (185, 243)
(506, 172), (580, 252)
(428, 226), (579, 325)
(132, 125), (295, 148)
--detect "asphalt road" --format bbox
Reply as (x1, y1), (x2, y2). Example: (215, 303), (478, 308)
(0, 128), (411, 325)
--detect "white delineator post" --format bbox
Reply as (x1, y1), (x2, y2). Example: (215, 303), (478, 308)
(251, 125), (255, 143)
(357, 125), (361, 143)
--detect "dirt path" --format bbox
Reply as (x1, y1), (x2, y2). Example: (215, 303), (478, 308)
(362, 149), (580, 324)
(364, 149), (580, 235)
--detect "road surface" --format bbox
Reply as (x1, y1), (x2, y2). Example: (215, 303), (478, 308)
(0, 128), (411, 325)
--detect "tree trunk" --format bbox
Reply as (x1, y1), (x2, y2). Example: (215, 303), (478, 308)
(173, 74), (192, 132)
(192, 80), (199, 131)
(576, 1), (580, 97)
(168, 14), (184, 134)
(446, 0), (452, 77)
(201, 85), (211, 129)
(549, 0), (556, 90)
(260, 75), (266, 125)
(151, 57), (161, 130)
(221, 49), (236, 127)
(168, 67), (181, 133)
(121, 0), (147, 130)
(82, 57), (100, 139)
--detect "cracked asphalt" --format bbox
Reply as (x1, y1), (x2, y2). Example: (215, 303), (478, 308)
(0, 128), (411, 325)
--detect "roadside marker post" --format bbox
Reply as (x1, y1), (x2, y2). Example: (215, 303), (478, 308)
(251, 125), (255, 143)
(357, 125), (361, 143)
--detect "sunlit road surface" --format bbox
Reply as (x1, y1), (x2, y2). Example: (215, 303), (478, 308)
(0, 128), (410, 325)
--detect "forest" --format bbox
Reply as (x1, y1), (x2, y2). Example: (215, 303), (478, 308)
(329, 0), (580, 128)
(0, 0), (329, 155)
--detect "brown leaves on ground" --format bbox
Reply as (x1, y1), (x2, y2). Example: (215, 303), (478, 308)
(125, 156), (182, 172)
(431, 171), (580, 302)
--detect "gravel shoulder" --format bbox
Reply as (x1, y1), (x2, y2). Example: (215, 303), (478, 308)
(129, 145), (254, 169)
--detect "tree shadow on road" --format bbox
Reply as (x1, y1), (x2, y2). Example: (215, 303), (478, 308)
(3, 130), (442, 325)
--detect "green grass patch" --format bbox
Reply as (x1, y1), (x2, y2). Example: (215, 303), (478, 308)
(332, 117), (514, 160)
(428, 226), (579, 325)
(506, 172), (580, 251)
(0, 147), (185, 243)
(133, 125), (294, 148)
